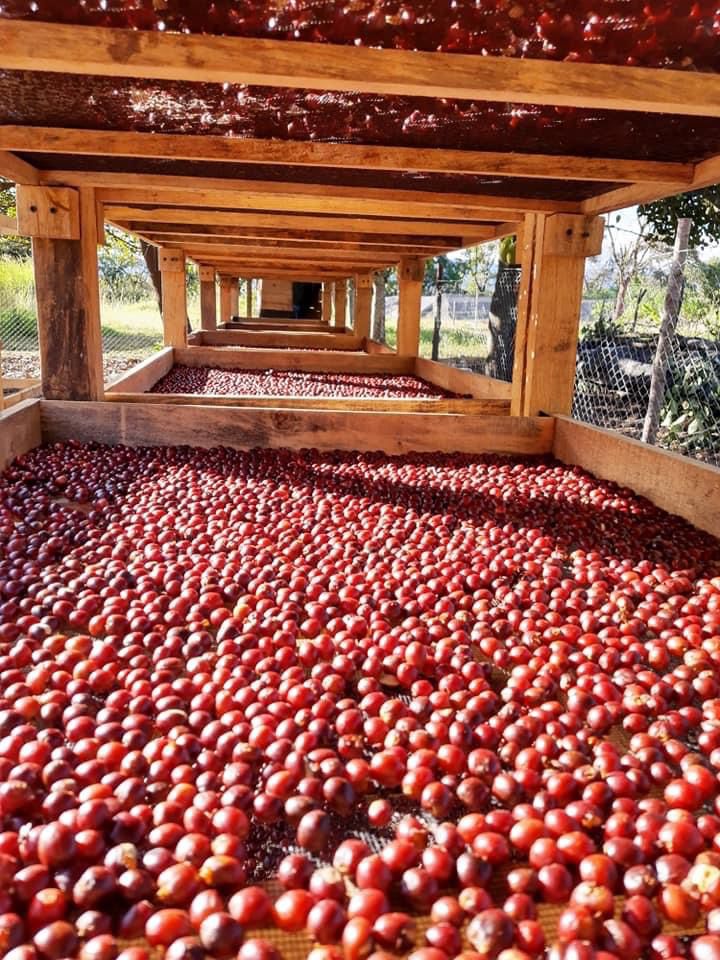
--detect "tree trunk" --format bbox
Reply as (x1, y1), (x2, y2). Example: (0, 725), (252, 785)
(641, 217), (692, 445)
(373, 273), (386, 341)
(487, 262), (521, 381)
(141, 241), (162, 313)
(612, 275), (630, 325)
(431, 260), (443, 361)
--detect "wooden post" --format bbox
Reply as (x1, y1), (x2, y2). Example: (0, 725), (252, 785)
(512, 213), (604, 416)
(159, 247), (187, 348)
(354, 274), (373, 341)
(333, 280), (347, 329)
(17, 184), (104, 400)
(321, 283), (332, 325)
(397, 256), (425, 357)
(245, 279), (253, 318)
(199, 265), (217, 332)
(220, 275), (238, 323)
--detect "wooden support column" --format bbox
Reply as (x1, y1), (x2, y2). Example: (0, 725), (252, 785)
(397, 257), (425, 357)
(220, 275), (238, 323)
(333, 280), (347, 329)
(512, 213), (604, 416)
(199, 265), (217, 331)
(159, 247), (187, 348)
(245, 279), (253, 319)
(18, 184), (104, 400)
(321, 283), (332, 325)
(353, 274), (373, 340)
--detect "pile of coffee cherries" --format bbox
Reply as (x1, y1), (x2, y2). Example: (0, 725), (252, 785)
(0, 441), (720, 960)
(1, 1), (719, 69)
(150, 366), (459, 400)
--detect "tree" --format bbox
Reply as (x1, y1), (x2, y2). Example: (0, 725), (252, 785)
(486, 237), (521, 381)
(606, 216), (653, 327)
(640, 187), (720, 249)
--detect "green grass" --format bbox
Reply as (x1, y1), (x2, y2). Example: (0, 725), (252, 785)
(383, 313), (489, 360)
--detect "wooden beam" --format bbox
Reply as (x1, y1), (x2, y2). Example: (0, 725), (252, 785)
(397, 257), (425, 357)
(0, 150), (40, 185)
(516, 213), (604, 416)
(122, 222), (465, 250)
(140, 234), (445, 256)
(4, 21), (719, 118)
(55, 174), (575, 217)
(106, 208), (489, 237)
(29, 186), (104, 400)
(333, 280), (347, 330)
(40, 399), (553, 457)
(582, 181), (685, 216)
(321, 283), (332, 325)
(219, 275), (238, 323)
(4, 126), (692, 185)
(181, 243), (399, 265)
(158, 247), (187, 347)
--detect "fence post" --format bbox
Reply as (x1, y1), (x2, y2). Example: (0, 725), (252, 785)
(432, 259), (443, 361)
(641, 217), (692, 445)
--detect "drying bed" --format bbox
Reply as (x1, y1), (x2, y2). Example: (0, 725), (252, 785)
(149, 366), (464, 400)
(0, 441), (719, 960)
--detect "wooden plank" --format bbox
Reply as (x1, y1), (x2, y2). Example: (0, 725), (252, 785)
(141, 234), (448, 256)
(5, 21), (720, 119)
(198, 330), (364, 351)
(511, 216), (536, 417)
(582, 181), (684, 216)
(31, 190), (104, 401)
(106, 207), (496, 237)
(105, 347), (175, 394)
(0, 399), (42, 470)
(0, 150), (40, 185)
(553, 416), (720, 539)
(3, 383), (42, 408)
(414, 358), (512, 401)
(228, 319), (331, 332)
(5, 126), (692, 185)
(122, 221), (467, 249)
(175, 346), (414, 375)
(41, 399), (553, 456)
(68, 175), (574, 217)
(183, 245), (397, 267)
(106, 391), (510, 415)
(397, 257), (425, 357)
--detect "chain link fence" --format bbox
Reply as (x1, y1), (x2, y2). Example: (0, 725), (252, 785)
(575, 225), (720, 467)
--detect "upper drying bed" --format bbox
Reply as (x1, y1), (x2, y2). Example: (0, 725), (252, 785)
(1, 1), (718, 69)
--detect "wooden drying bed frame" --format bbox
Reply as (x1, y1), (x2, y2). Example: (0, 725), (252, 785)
(2, 399), (718, 540)
(102, 346), (512, 415)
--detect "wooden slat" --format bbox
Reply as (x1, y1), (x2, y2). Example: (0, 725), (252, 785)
(107, 207), (497, 237)
(106, 391), (510, 415)
(414, 358), (512, 401)
(105, 347), (175, 394)
(197, 330), (364, 351)
(0, 399), (42, 470)
(61, 174), (575, 217)
(4, 21), (720, 118)
(175, 346), (414, 375)
(2, 383), (42, 409)
(5, 126), (692, 185)
(0, 150), (40, 185)
(553, 416), (720, 539)
(122, 221), (467, 249)
(40, 399), (553, 456)
(144, 235), (444, 256)
(182, 245), (398, 266)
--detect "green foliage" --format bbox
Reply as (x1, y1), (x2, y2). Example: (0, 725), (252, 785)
(0, 180), (30, 260)
(640, 186), (720, 248)
(499, 235), (517, 266)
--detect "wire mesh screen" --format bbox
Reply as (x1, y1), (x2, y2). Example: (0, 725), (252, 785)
(0, 256), (38, 393)
(574, 224), (720, 467)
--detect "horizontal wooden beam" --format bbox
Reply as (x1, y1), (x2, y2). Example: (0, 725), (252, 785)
(581, 180), (686, 215)
(141, 233), (448, 255)
(50, 172), (577, 216)
(180, 243), (400, 263)
(106, 207), (493, 237)
(119, 221), (467, 248)
(3, 21), (719, 118)
(4, 126), (692, 185)
(0, 150), (40, 185)
(187, 257), (385, 272)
